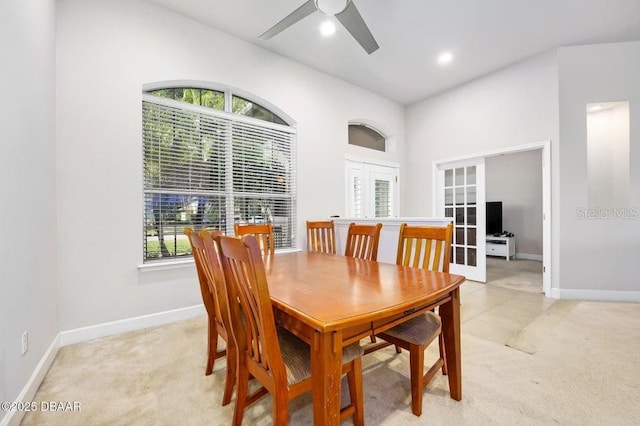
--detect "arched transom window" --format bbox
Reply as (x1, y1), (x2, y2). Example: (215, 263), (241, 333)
(348, 123), (386, 152)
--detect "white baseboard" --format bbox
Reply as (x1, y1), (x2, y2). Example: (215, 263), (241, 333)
(515, 252), (543, 261)
(59, 304), (205, 347)
(1, 304), (206, 426)
(0, 335), (61, 426)
(551, 288), (640, 303)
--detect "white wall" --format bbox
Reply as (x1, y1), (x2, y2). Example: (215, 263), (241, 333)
(558, 41), (640, 294)
(0, 0), (57, 414)
(405, 51), (560, 288)
(486, 150), (543, 257)
(55, 0), (405, 330)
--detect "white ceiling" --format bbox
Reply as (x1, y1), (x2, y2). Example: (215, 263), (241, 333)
(145, 0), (640, 105)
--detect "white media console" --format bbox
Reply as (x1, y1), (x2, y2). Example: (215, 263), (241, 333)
(486, 235), (515, 261)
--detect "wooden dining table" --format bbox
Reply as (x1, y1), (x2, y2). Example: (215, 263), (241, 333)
(263, 251), (466, 425)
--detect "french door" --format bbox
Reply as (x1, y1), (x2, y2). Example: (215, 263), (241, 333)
(435, 160), (486, 282)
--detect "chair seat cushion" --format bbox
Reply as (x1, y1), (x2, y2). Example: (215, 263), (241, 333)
(379, 312), (442, 346)
(277, 327), (364, 385)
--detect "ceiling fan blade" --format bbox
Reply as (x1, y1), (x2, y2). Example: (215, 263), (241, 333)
(335, 1), (379, 54)
(259, 0), (317, 40)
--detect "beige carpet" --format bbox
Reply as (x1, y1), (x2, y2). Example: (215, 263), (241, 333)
(21, 270), (640, 425)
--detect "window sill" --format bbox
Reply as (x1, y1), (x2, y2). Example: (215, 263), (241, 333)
(137, 248), (302, 273)
(138, 258), (195, 273)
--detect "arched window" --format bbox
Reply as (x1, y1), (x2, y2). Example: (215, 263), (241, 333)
(348, 123), (386, 152)
(142, 84), (296, 261)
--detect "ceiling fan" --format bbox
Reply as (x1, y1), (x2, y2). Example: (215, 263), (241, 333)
(259, 0), (379, 54)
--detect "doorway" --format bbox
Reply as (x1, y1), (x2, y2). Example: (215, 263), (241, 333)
(485, 149), (543, 293)
(433, 140), (551, 296)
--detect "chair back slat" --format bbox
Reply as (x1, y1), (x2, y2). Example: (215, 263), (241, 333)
(413, 239), (423, 268)
(402, 239), (412, 267)
(306, 220), (336, 254)
(396, 223), (453, 272)
(234, 223), (275, 257)
(345, 223), (383, 261)
(218, 235), (286, 381)
(432, 239), (443, 271)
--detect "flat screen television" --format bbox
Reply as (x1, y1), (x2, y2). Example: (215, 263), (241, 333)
(486, 201), (503, 235)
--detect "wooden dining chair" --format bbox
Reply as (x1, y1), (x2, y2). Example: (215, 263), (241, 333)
(374, 223), (453, 416)
(217, 234), (365, 426)
(234, 223), (275, 256)
(306, 220), (336, 254)
(344, 222), (383, 261)
(196, 229), (237, 407)
(184, 228), (234, 406)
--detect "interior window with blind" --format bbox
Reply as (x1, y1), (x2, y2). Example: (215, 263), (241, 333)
(345, 160), (398, 218)
(142, 85), (296, 262)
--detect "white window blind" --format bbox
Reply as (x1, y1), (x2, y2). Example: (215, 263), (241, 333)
(346, 163), (364, 218)
(374, 179), (391, 217)
(142, 94), (296, 261)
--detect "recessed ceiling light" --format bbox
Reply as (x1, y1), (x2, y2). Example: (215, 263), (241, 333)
(320, 20), (336, 36)
(437, 52), (454, 65)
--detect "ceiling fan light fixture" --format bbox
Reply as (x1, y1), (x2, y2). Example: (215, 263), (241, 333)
(320, 20), (337, 36)
(260, 0), (377, 54)
(315, 0), (350, 16)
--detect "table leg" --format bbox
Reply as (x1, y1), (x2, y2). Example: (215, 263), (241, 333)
(440, 287), (462, 400)
(311, 329), (343, 426)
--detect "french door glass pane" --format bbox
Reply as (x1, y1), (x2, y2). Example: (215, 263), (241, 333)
(467, 186), (476, 205)
(467, 207), (476, 225)
(467, 228), (477, 246)
(467, 248), (477, 266)
(455, 167), (465, 185)
(445, 188), (453, 206)
(455, 187), (464, 205)
(467, 166), (476, 185)
(445, 169), (453, 186)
